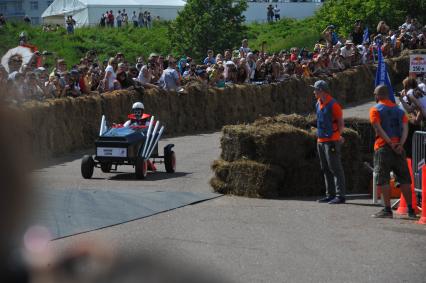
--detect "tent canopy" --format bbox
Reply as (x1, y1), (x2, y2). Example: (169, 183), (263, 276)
(42, 0), (186, 26)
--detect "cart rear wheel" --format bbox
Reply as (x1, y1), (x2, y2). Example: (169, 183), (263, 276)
(101, 163), (112, 173)
(81, 155), (94, 179)
(135, 157), (148, 179)
(165, 151), (176, 173)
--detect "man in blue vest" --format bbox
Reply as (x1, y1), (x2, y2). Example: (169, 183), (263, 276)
(370, 85), (416, 218)
(313, 80), (346, 204)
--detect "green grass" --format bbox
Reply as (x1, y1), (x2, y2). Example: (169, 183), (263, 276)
(0, 21), (173, 67)
(0, 19), (321, 67)
(245, 18), (320, 53)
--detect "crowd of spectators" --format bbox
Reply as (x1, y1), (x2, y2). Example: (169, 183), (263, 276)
(99, 9), (157, 29)
(1, 17), (425, 104)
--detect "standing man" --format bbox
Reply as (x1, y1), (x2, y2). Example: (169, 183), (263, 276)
(159, 58), (180, 91)
(370, 85), (416, 218)
(274, 5), (280, 22)
(313, 80), (346, 204)
(203, 50), (216, 65)
(116, 11), (122, 28)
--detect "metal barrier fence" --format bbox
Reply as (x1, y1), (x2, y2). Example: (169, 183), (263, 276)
(412, 131), (426, 195)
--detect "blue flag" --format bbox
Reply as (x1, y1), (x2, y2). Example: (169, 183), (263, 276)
(375, 44), (395, 102)
(363, 27), (369, 44)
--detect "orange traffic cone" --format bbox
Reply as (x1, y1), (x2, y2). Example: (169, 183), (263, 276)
(418, 166), (426, 224)
(395, 158), (420, 215)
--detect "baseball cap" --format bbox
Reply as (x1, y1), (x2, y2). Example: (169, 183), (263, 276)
(310, 80), (329, 92)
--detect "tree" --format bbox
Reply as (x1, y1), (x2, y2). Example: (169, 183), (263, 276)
(169, 0), (248, 62)
(314, 0), (426, 36)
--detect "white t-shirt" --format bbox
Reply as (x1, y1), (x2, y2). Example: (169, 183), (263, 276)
(340, 46), (353, 58)
(137, 65), (151, 84)
(105, 65), (116, 90)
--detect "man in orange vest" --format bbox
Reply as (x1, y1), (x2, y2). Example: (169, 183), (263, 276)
(370, 85), (416, 218)
(313, 80), (346, 204)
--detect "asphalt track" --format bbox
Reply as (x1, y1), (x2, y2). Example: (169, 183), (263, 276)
(35, 99), (426, 283)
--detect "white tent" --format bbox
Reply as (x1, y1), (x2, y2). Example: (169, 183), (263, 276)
(41, 0), (186, 27)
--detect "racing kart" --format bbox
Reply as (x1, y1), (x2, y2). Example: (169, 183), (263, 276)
(81, 115), (176, 179)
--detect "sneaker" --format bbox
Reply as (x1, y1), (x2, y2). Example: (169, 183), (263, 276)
(372, 209), (393, 218)
(328, 196), (346, 204)
(407, 209), (418, 220)
(317, 196), (335, 203)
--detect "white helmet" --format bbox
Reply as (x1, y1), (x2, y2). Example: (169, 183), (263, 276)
(132, 102), (144, 110)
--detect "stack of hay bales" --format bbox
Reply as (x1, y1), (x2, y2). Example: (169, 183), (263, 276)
(211, 114), (370, 198)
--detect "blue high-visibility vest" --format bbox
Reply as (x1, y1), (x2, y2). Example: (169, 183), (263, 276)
(374, 103), (403, 139)
(316, 99), (336, 138)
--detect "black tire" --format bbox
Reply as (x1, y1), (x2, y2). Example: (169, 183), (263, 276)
(164, 151), (176, 173)
(101, 163), (112, 173)
(81, 155), (94, 179)
(135, 157), (147, 179)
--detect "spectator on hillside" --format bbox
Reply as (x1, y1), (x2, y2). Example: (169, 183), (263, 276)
(159, 58), (180, 91)
(147, 12), (152, 29)
(0, 14), (6, 27)
(401, 16), (413, 32)
(322, 25), (339, 47)
(100, 13), (106, 27)
(61, 71), (80, 97)
(123, 13), (129, 26)
(239, 39), (251, 58)
(267, 4), (274, 23)
(138, 12), (144, 28)
(203, 50), (216, 65)
(340, 40), (355, 68)
(351, 20), (364, 45)
(23, 15), (31, 25)
(224, 50), (232, 62)
(107, 11), (114, 27)
(24, 72), (44, 100)
(44, 73), (61, 98)
(66, 16), (76, 34)
(103, 57), (118, 92)
(116, 11), (122, 28)
(114, 70), (130, 90)
(132, 11), (138, 27)
(377, 20), (390, 35)
(274, 5), (280, 21)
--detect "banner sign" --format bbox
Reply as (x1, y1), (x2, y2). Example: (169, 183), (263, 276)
(410, 55), (426, 74)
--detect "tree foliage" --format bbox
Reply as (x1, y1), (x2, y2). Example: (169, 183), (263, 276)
(314, 0), (426, 35)
(169, 0), (248, 61)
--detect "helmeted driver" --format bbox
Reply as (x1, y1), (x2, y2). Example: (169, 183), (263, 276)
(124, 102), (151, 127)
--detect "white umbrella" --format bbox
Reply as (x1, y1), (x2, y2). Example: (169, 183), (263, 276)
(1, 46), (34, 73)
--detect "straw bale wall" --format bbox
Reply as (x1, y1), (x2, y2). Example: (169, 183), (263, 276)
(15, 52), (413, 159)
(211, 114), (370, 198)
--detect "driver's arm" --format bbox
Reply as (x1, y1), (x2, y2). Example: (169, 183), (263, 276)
(123, 120), (131, 127)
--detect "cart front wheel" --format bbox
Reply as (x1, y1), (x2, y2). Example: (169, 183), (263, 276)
(81, 155), (94, 179)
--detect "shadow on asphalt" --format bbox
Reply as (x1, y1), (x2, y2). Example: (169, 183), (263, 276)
(108, 172), (191, 181)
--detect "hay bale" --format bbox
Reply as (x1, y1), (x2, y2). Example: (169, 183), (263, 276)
(214, 115), (369, 198)
(344, 117), (375, 156)
(211, 159), (285, 198)
(253, 113), (315, 130)
(221, 122), (316, 167)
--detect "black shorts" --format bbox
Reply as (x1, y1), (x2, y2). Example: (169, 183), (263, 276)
(374, 145), (411, 186)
